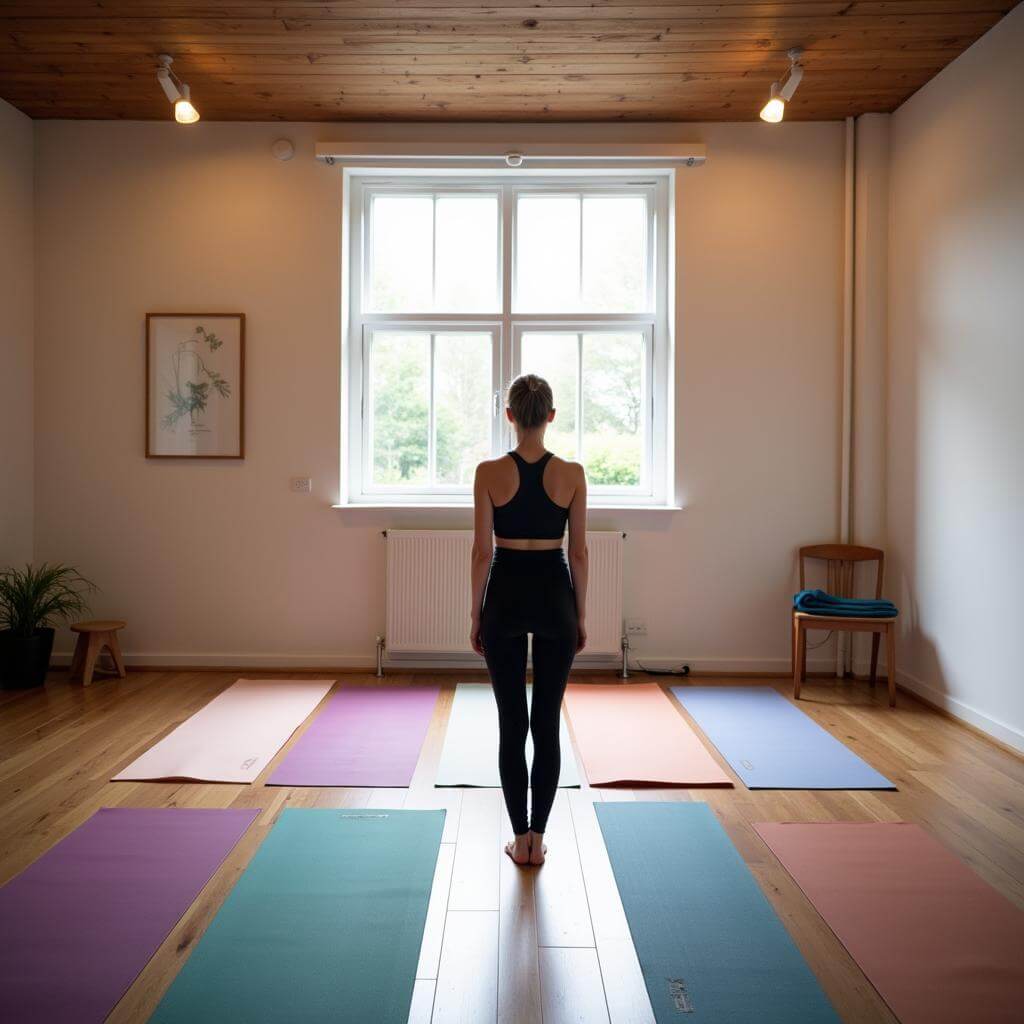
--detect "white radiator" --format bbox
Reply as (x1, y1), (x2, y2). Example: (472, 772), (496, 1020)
(384, 530), (623, 662)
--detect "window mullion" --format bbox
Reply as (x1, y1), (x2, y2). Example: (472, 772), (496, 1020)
(428, 333), (437, 486)
(576, 332), (584, 465)
(577, 193), (584, 310)
(431, 194), (438, 312)
(500, 184), (515, 454)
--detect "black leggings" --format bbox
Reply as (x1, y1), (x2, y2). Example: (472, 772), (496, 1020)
(480, 547), (578, 835)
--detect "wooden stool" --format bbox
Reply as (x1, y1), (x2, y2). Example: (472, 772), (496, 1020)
(69, 620), (127, 686)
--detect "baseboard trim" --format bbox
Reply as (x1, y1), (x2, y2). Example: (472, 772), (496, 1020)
(51, 651), (378, 671)
(51, 651), (838, 676)
(895, 669), (1024, 757)
(630, 656), (837, 675)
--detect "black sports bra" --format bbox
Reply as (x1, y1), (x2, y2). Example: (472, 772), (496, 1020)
(492, 451), (569, 540)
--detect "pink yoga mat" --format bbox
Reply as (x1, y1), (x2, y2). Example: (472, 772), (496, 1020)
(756, 822), (1024, 1024)
(113, 678), (335, 783)
(564, 683), (732, 786)
(0, 807), (257, 1024)
(267, 685), (439, 787)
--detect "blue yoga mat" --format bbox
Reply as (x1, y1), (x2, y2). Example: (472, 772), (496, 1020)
(596, 802), (839, 1024)
(150, 807), (444, 1024)
(671, 687), (895, 790)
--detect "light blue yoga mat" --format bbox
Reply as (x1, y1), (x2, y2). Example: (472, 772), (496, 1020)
(435, 682), (579, 787)
(671, 686), (895, 790)
(150, 807), (444, 1024)
(596, 802), (839, 1024)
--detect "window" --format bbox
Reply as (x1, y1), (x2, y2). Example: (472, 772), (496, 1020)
(344, 174), (671, 506)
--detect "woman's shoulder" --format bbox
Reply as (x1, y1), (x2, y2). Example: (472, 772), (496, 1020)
(474, 455), (514, 487)
(475, 454), (512, 475)
(548, 454), (586, 481)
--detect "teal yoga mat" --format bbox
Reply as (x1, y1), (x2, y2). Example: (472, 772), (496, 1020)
(435, 682), (580, 787)
(150, 807), (444, 1024)
(596, 802), (839, 1023)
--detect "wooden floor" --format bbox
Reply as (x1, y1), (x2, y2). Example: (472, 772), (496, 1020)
(2, 670), (1023, 1024)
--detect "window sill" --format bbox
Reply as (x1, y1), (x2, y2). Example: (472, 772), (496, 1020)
(332, 502), (684, 512)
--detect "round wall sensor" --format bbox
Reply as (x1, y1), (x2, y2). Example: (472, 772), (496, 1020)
(505, 152), (524, 167)
(271, 139), (295, 162)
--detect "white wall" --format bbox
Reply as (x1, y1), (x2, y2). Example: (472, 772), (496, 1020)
(888, 5), (1024, 750)
(33, 119), (845, 669)
(0, 98), (34, 569)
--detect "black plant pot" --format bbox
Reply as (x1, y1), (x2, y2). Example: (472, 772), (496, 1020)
(0, 627), (56, 689)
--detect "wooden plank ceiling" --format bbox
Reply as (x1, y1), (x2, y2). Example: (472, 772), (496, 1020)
(0, 1), (1018, 123)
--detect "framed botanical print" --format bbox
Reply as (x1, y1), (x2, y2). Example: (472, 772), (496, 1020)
(146, 313), (245, 458)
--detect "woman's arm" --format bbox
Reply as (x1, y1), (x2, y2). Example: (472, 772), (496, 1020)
(567, 465), (589, 651)
(470, 464), (494, 655)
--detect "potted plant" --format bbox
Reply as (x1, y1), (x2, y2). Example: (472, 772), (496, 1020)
(0, 564), (95, 689)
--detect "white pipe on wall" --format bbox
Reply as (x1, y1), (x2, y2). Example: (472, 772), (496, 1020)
(838, 115), (856, 676)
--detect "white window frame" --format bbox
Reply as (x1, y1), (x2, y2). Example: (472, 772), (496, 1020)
(343, 171), (672, 507)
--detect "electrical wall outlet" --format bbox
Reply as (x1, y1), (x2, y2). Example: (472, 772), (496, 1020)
(290, 476), (312, 494)
(625, 618), (647, 637)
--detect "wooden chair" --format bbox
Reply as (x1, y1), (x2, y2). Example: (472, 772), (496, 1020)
(69, 620), (127, 687)
(792, 545), (897, 707)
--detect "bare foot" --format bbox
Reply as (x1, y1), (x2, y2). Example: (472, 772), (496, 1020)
(505, 834), (531, 866)
(528, 830), (547, 866)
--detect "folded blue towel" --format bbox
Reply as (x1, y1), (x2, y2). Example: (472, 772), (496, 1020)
(794, 589), (898, 618)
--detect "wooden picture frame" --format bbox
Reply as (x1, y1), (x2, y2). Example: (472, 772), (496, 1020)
(146, 313), (245, 459)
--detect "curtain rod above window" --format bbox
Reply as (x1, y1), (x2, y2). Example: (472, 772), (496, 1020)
(314, 140), (706, 168)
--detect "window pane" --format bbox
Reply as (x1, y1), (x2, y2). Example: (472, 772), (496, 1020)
(582, 333), (645, 487)
(582, 196), (647, 312)
(435, 196), (499, 312)
(435, 333), (492, 485)
(520, 333), (578, 460)
(515, 195), (581, 312)
(369, 196), (432, 312)
(369, 332), (429, 485)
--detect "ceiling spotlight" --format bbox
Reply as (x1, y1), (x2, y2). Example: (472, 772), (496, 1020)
(760, 47), (804, 124)
(156, 54), (200, 124)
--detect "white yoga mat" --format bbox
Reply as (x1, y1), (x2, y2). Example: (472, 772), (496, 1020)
(435, 683), (580, 787)
(113, 678), (335, 783)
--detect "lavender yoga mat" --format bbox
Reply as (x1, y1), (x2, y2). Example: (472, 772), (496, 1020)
(267, 685), (439, 787)
(0, 807), (257, 1024)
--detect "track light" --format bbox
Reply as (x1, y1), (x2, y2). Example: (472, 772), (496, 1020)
(760, 48), (804, 124)
(156, 54), (200, 124)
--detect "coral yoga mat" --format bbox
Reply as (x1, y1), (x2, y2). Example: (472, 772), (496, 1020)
(564, 683), (732, 786)
(756, 822), (1024, 1024)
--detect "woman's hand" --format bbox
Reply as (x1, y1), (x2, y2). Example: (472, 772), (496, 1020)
(576, 619), (587, 653)
(470, 618), (485, 656)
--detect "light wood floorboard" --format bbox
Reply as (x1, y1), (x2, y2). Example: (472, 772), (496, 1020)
(1, 671), (1022, 1023)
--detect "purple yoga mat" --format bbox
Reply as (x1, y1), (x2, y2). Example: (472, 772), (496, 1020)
(0, 806), (258, 1024)
(267, 685), (439, 787)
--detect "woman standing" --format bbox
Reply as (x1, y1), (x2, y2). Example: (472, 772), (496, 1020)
(470, 375), (588, 866)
